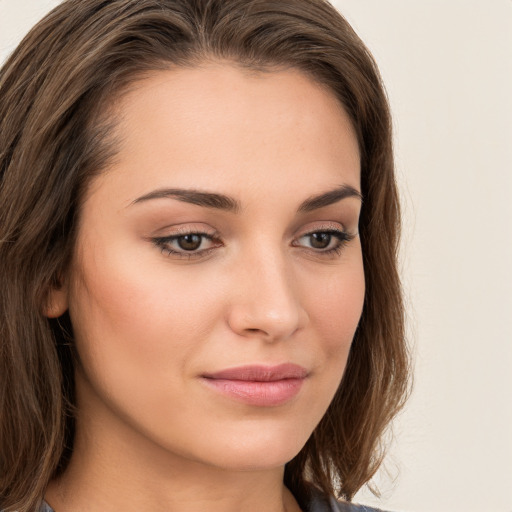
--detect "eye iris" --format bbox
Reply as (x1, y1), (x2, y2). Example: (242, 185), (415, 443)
(177, 234), (202, 251)
(310, 232), (331, 249)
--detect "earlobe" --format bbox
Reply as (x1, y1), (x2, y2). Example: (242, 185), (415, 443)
(44, 282), (69, 318)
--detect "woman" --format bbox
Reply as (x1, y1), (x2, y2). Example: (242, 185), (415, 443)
(0, 1), (409, 511)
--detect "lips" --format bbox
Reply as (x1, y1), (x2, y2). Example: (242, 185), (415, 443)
(203, 363), (308, 382)
(201, 364), (308, 407)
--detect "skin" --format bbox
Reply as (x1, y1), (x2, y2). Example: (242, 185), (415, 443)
(46, 63), (364, 512)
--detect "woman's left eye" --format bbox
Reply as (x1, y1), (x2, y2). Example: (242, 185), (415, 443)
(294, 229), (354, 254)
(153, 232), (220, 258)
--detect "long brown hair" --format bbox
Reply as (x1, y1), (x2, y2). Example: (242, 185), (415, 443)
(0, 1), (409, 510)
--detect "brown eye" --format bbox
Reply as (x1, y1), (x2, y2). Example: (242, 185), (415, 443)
(294, 228), (354, 256)
(177, 234), (203, 251)
(309, 232), (332, 249)
(153, 230), (221, 258)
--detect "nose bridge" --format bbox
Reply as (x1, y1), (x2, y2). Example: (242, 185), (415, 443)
(228, 241), (307, 340)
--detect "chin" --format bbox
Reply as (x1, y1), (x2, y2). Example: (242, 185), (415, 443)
(181, 419), (312, 472)
(204, 446), (303, 473)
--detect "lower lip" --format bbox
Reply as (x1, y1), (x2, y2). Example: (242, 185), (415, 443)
(202, 377), (305, 406)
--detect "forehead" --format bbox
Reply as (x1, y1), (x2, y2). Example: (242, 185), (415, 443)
(87, 63), (360, 208)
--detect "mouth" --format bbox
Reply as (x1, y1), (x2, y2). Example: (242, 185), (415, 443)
(201, 364), (308, 407)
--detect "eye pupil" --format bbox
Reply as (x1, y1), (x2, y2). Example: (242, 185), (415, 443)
(310, 232), (331, 249)
(178, 234), (202, 251)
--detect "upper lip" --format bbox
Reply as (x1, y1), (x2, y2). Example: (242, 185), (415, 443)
(202, 363), (308, 382)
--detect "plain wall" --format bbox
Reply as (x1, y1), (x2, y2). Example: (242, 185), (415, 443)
(1, 1), (511, 511)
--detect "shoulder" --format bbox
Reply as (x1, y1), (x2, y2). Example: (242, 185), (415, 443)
(307, 492), (390, 512)
(1, 505), (53, 512)
(4, 496), (388, 512)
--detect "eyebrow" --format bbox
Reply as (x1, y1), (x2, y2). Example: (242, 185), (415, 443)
(131, 184), (361, 213)
(297, 184), (362, 212)
(131, 188), (241, 213)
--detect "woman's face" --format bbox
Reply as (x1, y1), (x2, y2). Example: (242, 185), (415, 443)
(54, 63), (364, 471)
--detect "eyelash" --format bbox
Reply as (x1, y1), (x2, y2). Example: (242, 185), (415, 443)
(152, 228), (355, 260)
(152, 229), (222, 259)
(293, 229), (356, 257)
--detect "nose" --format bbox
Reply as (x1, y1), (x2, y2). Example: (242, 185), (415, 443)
(226, 249), (308, 342)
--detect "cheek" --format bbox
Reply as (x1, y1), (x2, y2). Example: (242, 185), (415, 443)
(284, 252), (364, 444)
(67, 244), (224, 384)
(305, 256), (365, 362)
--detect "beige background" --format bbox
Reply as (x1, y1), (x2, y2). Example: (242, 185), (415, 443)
(1, 1), (511, 511)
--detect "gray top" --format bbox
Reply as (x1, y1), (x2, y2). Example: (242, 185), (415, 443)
(308, 493), (386, 512)
(41, 495), (386, 512)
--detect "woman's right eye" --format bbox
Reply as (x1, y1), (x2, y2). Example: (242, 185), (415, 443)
(152, 232), (221, 258)
(173, 234), (204, 251)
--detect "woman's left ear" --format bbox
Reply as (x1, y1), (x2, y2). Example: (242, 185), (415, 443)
(44, 280), (69, 318)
